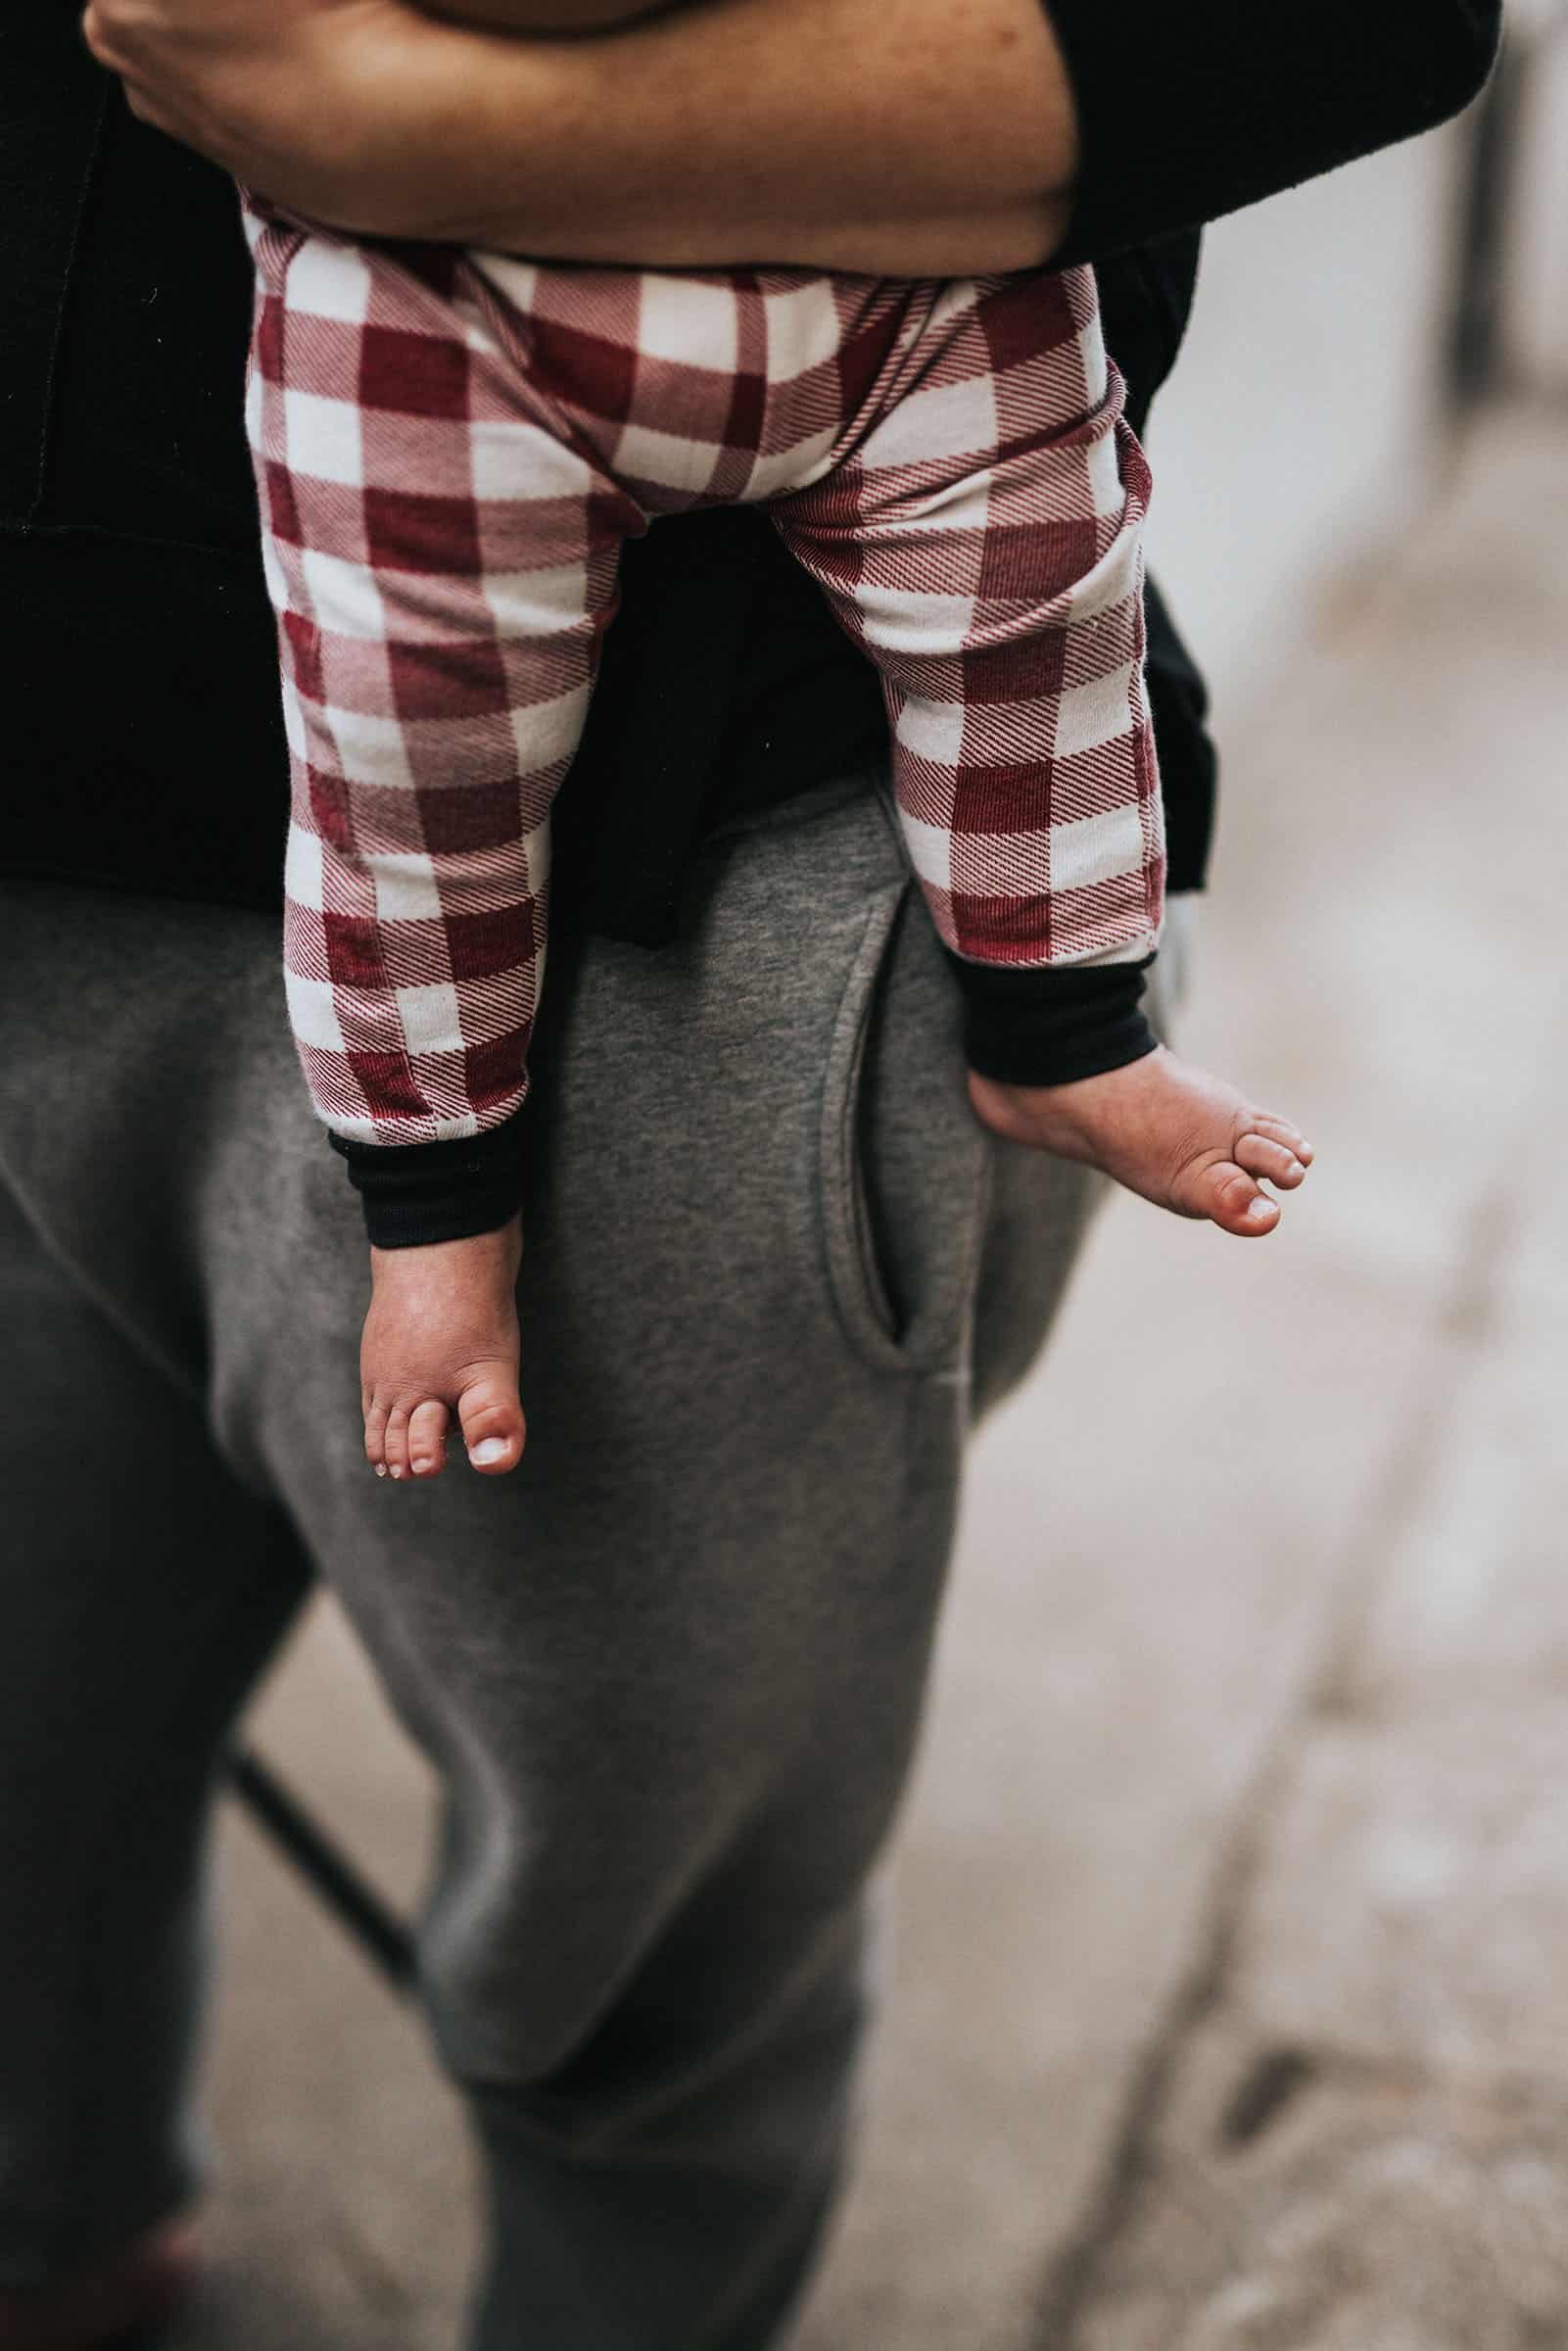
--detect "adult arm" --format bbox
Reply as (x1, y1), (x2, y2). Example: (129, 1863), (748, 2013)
(84, 0), (1499, 280)
(83, 0), (1080, 277)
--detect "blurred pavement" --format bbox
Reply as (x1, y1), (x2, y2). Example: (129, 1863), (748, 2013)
(174, 401), (1568, 2351)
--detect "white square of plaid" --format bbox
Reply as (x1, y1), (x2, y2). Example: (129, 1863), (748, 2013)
(300, 548), (389, 642)
(857, 371), (1000, 475)
(1074, 320), (1109, 408)
(280, 681), (309, 762)
(280, 388), (364, 488)
(395, 981), (465, 1055)
(1048, 802), (1152, 894)
(371, 855), (444, 925)
(244, 364), (264, 450)
(897, 810), (955, 893)
(1084, 427), (1126, 522)
(469, 416), (597, 504)
(323, 708), (416, 790)
(519, 814), (551, 889)
(1053, 663), (1139, 758)
(893, 697), (967, 769)
(481, 562), (595, 641)
(285, 969), (348, 1053)
(636, 273), (738, 371)
(613, 420), (730, 500)
(761, 278), (844, 381)
(284, 238), (375, 326)
(284, 823), (325, 912)
(844, 584), (979, 655)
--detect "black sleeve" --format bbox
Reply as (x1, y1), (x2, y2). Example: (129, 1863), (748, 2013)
(1050, 0), (1502, 265)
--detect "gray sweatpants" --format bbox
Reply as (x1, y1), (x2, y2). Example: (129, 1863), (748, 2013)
(0, 771), (1188, 2348)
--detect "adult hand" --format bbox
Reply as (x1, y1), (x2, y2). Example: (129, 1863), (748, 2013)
(80, 0), (511, 233)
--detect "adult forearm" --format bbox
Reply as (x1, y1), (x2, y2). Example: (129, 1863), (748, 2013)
(436, 0), (1077, 271)
(86, 0), (1076, 277)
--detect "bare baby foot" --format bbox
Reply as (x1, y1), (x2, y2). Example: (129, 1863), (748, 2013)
(968, 1046), (1313, 1236)
(360, 1213), (526, 1480)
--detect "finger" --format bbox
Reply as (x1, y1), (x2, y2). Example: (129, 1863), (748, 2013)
(383, 1404), (412, 1482)
(113, 73), (198, 149)
(118, 76), (170, 127)
(456, 1369), (527, 1475)
(1203, 1161), (1281, 1237)
(1234, 1131), (1308, 1189)
(408, 1399), (451, 1481)
(364, 1397), (390, 1478)
(79, 7), (129, 71)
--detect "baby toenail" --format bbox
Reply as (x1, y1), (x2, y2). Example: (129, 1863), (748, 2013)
(470, 1437), (509, 1465)
(374, 1464), (387, 1479)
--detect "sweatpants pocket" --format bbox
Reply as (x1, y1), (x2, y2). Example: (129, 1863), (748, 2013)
(818, 875), (990, 1377)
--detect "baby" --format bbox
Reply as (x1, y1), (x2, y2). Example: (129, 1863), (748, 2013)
(244, 0), (1312, 1485)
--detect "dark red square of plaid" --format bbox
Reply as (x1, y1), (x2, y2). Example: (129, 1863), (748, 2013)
(364, 487), (484, 577)
(446, 904), (536, 983)
(359, 325), (471, 420)
(323, 909), (388, 988)
(976, 271), (1076, 376)
(527, 317), (639, 427)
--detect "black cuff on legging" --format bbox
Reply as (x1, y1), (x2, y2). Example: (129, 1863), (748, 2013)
(330, 1109), (528, 1250)
(950, 949), (1160, 1088)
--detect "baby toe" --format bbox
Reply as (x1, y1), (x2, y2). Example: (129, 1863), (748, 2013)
(1235, 1129), (1308, 1189)
(383, 1405), (412, 1481)
(457, 1369), (527, 1475)
(1204, 1160), (1281, 1237)
(408, 1399), (450, 1479)
(364, 1400), (390, 1479)
(1252, 1112), (1314, 1164)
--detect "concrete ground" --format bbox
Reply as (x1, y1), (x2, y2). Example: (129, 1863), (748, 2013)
(168, 400), (1568, 2349)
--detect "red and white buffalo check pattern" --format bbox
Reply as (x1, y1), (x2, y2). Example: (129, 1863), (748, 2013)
(243, 202), (1164, 1147)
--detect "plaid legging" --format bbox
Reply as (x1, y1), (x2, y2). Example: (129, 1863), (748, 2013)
(243, 207), (1163, 1147)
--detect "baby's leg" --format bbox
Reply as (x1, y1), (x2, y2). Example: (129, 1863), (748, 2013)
(243, 210), (646, 1474)
(772, 264), (1161, 971)
(772, 265), (1311, 1234)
